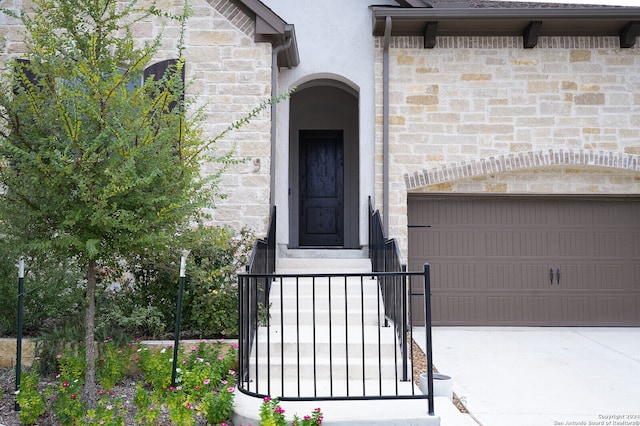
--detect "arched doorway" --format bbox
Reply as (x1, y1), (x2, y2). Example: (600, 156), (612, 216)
(288, 79), (359, 248)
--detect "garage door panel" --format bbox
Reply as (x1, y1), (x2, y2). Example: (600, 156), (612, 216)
(522, 296), (552, 324)
(559, 232), (631, 258)
(445, 296), (477, 323)
(560, 296), (591, 324)
(408, 196), (640, 326)
(487, 296), (517, 323)
(595, 297), (627, 324)
(484, 231), (551, 257)
(428, 263), (481, 290)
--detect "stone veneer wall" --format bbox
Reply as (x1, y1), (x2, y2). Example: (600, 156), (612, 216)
(375, 35), (640, 258)
(0, 0), (273, 235)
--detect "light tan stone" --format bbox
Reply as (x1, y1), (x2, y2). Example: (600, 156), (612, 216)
(461, 74), (492, 81)
(574, 93), (605, 105)
(570, 50), (591, 62)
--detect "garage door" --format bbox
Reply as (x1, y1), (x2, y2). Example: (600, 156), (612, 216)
(408, 196), (640, 326)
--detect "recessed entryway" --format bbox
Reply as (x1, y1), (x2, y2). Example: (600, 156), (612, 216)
(288, 79), (359, 248)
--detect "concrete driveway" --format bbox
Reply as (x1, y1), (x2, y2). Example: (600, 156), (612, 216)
(415, 327), (640, 426)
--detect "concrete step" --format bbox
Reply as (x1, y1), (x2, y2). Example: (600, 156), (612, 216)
(233, 392), (441, 426)
(256, 324), (399, 343)
(265, 308), (384, 327)
(252, 340), (399, 359)
(242, 377), (420, 399)
(277, 257), (372, 274)
(249, 359), (411, 384)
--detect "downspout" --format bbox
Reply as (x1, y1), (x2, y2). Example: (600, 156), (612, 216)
(270, 31), (293, 209)
(383, 16), (391, 236)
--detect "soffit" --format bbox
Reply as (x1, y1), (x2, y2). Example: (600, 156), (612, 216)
(375, 2), (640, 48)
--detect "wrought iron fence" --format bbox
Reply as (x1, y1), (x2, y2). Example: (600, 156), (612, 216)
(237, 202), (434, 415)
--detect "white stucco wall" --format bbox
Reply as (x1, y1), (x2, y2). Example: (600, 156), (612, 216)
(261, 0), (396, 250)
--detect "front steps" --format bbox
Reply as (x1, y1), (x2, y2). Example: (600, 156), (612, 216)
(233, 253), (440, 425)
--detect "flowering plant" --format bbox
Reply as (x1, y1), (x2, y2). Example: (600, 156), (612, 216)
(14, 338), (238, 425)
(259, 396), (323, 426)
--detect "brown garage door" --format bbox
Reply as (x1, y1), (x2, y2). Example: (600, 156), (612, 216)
(408, 196), (640, 326)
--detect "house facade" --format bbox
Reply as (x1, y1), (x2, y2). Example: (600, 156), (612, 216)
(3, 0), (640, 326)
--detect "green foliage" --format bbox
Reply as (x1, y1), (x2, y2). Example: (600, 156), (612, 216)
(260, 397), (324, 426)
(134, 340), (238, 425)
(17, 339), (239, 425)
(112, 225), (254, 339)
(34, 323), (84, 376)
(186, 226), (254, 338)
(16, 363), (47, 425)
(97, 337), (135, 391)
(0, 245), (85, 337)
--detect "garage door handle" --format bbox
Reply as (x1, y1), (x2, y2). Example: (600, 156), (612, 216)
(556, 268), (560, 285)
(550, 268), (554, 285)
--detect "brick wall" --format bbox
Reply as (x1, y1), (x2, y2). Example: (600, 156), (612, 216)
(375, 35), (640, 257)
(0, 0), (273, 235)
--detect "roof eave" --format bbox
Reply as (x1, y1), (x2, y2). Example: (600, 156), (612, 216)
(231, 0), (300, 67)
(372, 6), (640, 48)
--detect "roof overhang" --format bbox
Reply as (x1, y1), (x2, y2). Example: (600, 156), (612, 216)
(372, 6), (640, 48)
(231, 0), (300, 67)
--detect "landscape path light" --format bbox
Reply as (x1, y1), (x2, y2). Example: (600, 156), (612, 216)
(14, 257), (25, 411)
(171, 250), (189, 387)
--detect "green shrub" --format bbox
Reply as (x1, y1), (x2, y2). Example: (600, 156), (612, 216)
(114, 225), (253, 339)
(0, 241), (85, 337)
(16, 363), (47, 425)
(18, 339), (239, 425)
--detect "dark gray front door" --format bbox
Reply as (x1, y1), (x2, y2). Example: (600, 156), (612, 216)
(299, 130), (344, 246)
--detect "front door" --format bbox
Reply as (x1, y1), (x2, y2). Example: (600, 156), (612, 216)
(299, 130), (344, 246)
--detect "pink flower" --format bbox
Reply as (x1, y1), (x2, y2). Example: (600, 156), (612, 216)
(232, 343), (238, 349)
(203, 379), (211, 385)
(263, 396), (271, 402)
(194, 386), (200, 391)
(182, 360), (187, 365)
(218, 356), (224, 361)
(62, 381), (69, 388)
(169, 386), (175, 391)
(56, 354), (62, 359)
(190, 346), (197, 351)
(185, 403), (193, 409)
(70, 394), (77, 399)
(217, 338), (224, 343)
(228, 369), (236, 375)
(205, 362), (211, 366)
(221, 380), (228, 385)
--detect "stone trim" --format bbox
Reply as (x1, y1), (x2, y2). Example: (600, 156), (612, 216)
(376, 36), (627, 49)
(207, 0), (254, 38)
(404, 149), (640, 190)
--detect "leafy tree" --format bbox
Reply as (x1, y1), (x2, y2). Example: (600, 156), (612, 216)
(0, 0), (278, 407)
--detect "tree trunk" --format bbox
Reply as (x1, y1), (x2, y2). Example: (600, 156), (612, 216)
(84, 259), (97, 409)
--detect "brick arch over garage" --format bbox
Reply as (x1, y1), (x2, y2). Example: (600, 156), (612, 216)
(404, 149), (640, 190)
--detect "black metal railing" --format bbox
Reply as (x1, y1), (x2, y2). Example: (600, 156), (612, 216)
(237, 201), (434, 415)
(237, 269), (433, 413)
(240, 206), (276, 383)
(368, 196), (435, 415)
